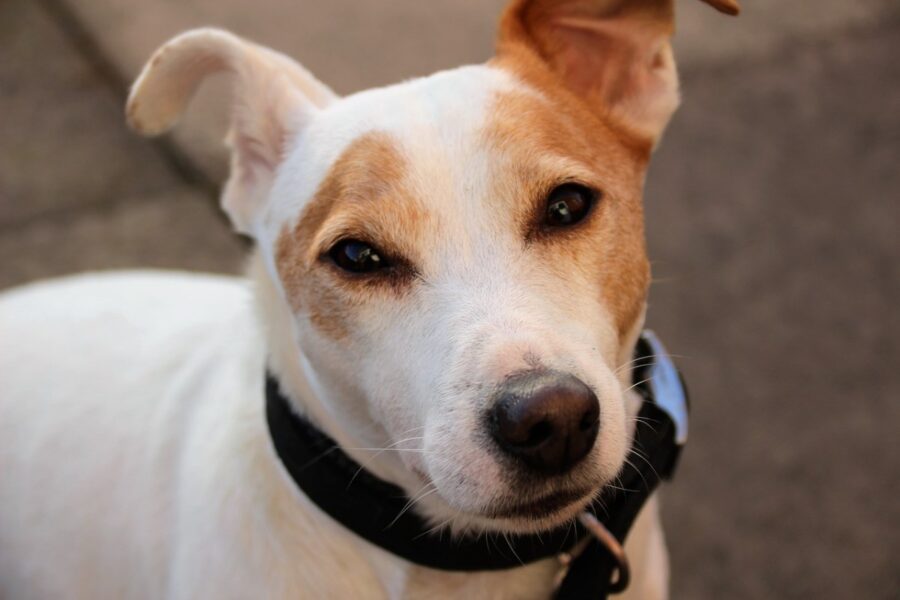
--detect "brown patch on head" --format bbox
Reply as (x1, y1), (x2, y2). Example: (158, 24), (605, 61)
(493, 1), (739, 147)
(483, 84), (650, 338)
(275, 131), (424, 339)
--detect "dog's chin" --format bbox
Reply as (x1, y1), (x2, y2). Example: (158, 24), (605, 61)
(477, 487), (596, 534)
(416, 485), (597, 536)
(486, 487), (595, 520)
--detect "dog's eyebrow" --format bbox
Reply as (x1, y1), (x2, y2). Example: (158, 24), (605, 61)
(279, 130), (407, 251)
(310, 213), (407, 260)
(531, 155), (604, 187)
(276, 131), (419, 303)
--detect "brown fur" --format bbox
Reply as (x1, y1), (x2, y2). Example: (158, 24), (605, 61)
(493, 29), (657, 154)
(495, 0), (739, 147)
(485, 1), (747, 338)
(482, 86), (650, 338)
(275, 131), (424, 340)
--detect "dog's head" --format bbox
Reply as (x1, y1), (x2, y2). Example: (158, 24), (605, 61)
(128, 0), (738, 534)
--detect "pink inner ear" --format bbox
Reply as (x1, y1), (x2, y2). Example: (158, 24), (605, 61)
(231, 112), (281, 180)
(543, 14), (678, 140)
(230, 133), (270, 185)
(228, 72), (305, 187)
(552, 15), (669, 100)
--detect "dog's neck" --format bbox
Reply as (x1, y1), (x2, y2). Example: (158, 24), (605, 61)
(248, 251), (415, 489)
(247, 250), (661, 598)
(249, 250), (571, 596)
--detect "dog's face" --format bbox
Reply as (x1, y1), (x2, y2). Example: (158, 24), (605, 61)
(128, 0), (739, 533)
(270, 65), (650, 532)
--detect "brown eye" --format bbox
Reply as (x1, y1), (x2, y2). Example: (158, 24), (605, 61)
(544, 183), (597, 228)
(329, 239), (387, 273)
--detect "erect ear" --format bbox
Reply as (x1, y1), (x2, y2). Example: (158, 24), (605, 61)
(497, 0), (739, 147)
(126, 28), (337, 234)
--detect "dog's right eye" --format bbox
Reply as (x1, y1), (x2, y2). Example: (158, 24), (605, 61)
(328, 239), (388, 274)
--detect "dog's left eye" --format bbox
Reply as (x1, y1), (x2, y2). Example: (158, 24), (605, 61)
(543, 183), (598, 228)
(329, 239), (388, 274)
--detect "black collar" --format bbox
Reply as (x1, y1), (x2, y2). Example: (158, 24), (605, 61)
(265, 331), (688, 599)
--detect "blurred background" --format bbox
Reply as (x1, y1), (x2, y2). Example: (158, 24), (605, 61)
(1, 0), (898, 597)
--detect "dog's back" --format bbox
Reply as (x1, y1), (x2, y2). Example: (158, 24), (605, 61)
(0, 272), (255, 597)
(0, 271), (403, 599)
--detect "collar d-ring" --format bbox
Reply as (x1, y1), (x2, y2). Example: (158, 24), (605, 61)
(577, 512), (631, 593)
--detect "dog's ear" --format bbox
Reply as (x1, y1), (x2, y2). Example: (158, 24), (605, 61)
(126, 28), (337, 234)
(496, 0), (739, 147)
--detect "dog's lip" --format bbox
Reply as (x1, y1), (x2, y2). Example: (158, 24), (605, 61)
(486, 487), (594, 519)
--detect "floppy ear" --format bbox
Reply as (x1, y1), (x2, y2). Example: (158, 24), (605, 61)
(497, 0), (739, 147)
(126, 28), (337, 234)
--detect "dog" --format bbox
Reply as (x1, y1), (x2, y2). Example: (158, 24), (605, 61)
(0, 0), (739, 598)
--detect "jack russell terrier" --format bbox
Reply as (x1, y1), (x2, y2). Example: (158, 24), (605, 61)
(0, 0), (739, 598)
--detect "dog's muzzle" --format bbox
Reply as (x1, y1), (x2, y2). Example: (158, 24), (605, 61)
(265, 330), (688, 599)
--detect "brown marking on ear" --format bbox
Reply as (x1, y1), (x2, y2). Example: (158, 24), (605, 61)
(483, 88), (650, 338)
(275, 131), (420, 340)
(494, 1), (675, 147)
(494, 0), (739, 146)
(490, 44), (655, 155)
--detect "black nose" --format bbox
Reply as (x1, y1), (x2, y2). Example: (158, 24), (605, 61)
(489, 371), (600, 474)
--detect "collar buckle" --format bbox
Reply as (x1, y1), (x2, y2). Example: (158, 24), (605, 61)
(638, 330), (689, 445)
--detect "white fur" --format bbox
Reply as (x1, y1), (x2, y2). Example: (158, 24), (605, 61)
(0, 269), (665, 599)
(0, 23), (673, 600)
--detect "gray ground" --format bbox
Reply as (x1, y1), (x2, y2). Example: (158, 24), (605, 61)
(1, 0), (898, 598)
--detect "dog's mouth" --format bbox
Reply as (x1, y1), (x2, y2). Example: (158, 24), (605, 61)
(485, 486), (595, 520)
(411, 466), (596, 526)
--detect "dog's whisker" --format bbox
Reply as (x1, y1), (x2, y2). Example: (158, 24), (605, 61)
(385, 484), (439, 529)
(622, 376), (654, 394)
(343, 435), (425, 453)
(343, 435), (428, 488)
(603, 480), (638, 494)
(344, 447), (423, 490)
(629, 446), (662, 483)
(390, 425), (427, 439)
(613, 356), (660, 375)
(626, 416), (662, 433)
(621, 455), (656, 491)
(613, 352), (690, 375)
(294, 445), (343, 473)
(502, 531), (525, 566)
(415, 515), (455, 540)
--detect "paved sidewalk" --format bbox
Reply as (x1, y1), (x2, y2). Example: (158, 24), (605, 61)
(0, 0), (244, 287)
(1, 1), (898, 598)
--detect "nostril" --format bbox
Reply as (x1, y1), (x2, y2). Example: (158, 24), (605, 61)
(523, 419), (553, 447)
(579, 403), (600, 431)
(579, 412), (597, 432)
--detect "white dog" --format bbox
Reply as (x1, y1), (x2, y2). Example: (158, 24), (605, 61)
(0, 0), (738, 598)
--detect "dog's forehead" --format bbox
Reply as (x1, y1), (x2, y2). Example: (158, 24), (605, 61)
(326, 65), (520, 141)
(267, 61), (649, 345)
(264, 65), (530, 232)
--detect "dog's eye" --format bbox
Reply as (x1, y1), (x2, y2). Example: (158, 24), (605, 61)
(329, 239), (387, 273)
(543, 183), (597, 228)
